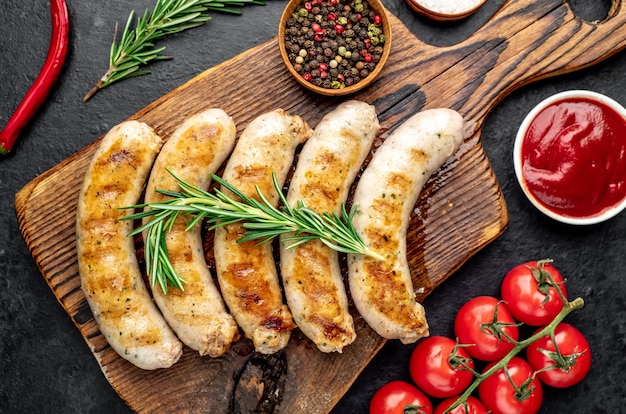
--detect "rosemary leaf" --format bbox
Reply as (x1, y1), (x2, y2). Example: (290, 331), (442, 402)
(84, 0), (265, 101)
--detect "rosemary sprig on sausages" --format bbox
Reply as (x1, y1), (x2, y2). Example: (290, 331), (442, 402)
(84, 0), (265, 101)
(122, 169), (383, 293)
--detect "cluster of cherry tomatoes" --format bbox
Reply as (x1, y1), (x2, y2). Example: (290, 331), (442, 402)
(370, 260), (592, 414)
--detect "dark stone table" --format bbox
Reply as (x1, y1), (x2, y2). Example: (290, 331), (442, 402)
(1, 0), (624, 412)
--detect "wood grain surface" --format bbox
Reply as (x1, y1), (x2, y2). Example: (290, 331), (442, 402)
(15, 0), (626, 412)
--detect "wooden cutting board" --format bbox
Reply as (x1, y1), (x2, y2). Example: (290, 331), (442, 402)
(15, 0), (626, 412)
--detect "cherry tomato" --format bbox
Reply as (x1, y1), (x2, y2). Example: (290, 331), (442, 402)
(434, 396), (488, 414)
(501, 260), (568, 326)
(526, 322), (591, 388)
(454, 296), (519, 361)
(370, 381), (433, 414)
(478, 357), (543, 414)
(409, 336), (475, 398)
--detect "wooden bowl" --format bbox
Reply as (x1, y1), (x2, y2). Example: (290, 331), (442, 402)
(278, 0), (392, 96)
(404, 0), (486, 21)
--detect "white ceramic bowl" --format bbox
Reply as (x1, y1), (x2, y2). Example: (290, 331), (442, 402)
(513, 90), (626, 225)
(404, 0), (486, 21)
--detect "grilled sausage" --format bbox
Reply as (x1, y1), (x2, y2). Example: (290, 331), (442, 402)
(214, 109), (313, 354)
(347, 108), (465, 344)
(76, 121), (182, 370)
(143, 109), (240, 357)
(280, 100), (380, 353)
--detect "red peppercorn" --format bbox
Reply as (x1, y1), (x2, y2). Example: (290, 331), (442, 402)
(334, 24), (344, 34)
(314, 31), (326, 41)
(373, 14), (382, 25)
(302, 72), (313, 81)
(327, 12), (337, 20)
(320, 71), (328, 79)
(364, 53), (373, 63)
(304, 2), (312, 11)
(364, 38), (371, 48)
(311, 23), (322, 32)
(327, 0), (337, 5)
(356, 13), (362, 21)
(337, 73), (345, 82)
(319, 63), (329, 71)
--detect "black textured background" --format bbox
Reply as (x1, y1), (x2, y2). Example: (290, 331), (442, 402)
(1, 0), (624, 413)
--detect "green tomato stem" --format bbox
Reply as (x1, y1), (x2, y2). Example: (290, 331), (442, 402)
(443, 297), (585, 414)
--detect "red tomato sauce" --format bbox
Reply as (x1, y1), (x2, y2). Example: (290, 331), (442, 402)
(520, 97), (626, 219)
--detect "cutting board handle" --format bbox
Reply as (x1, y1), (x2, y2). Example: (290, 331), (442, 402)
(408, 0), (626, 123)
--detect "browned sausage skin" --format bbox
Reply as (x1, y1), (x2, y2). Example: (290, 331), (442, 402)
(143, 109), (240, 357)
(214, 109), (313, 354)
(280, 100), (380, 353)
(348, 108), (465, 344)
(76, 121), (183, 370)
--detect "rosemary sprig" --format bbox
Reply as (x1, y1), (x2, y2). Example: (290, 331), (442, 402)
(122, 169), (383, 293)
(84, 0), (265, 101)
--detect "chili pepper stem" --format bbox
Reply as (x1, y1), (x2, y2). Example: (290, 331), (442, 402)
(443, 297), (585, 414)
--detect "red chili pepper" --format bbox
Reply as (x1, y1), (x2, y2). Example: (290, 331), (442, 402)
(0, 0), (69, 155)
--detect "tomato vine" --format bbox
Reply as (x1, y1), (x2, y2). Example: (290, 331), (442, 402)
(442, 279), (585, 413)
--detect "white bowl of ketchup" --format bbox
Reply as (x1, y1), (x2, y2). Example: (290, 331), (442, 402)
(513, 90), (626, 225)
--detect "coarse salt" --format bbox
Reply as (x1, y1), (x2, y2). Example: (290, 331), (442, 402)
(415, 0), (484, 15)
